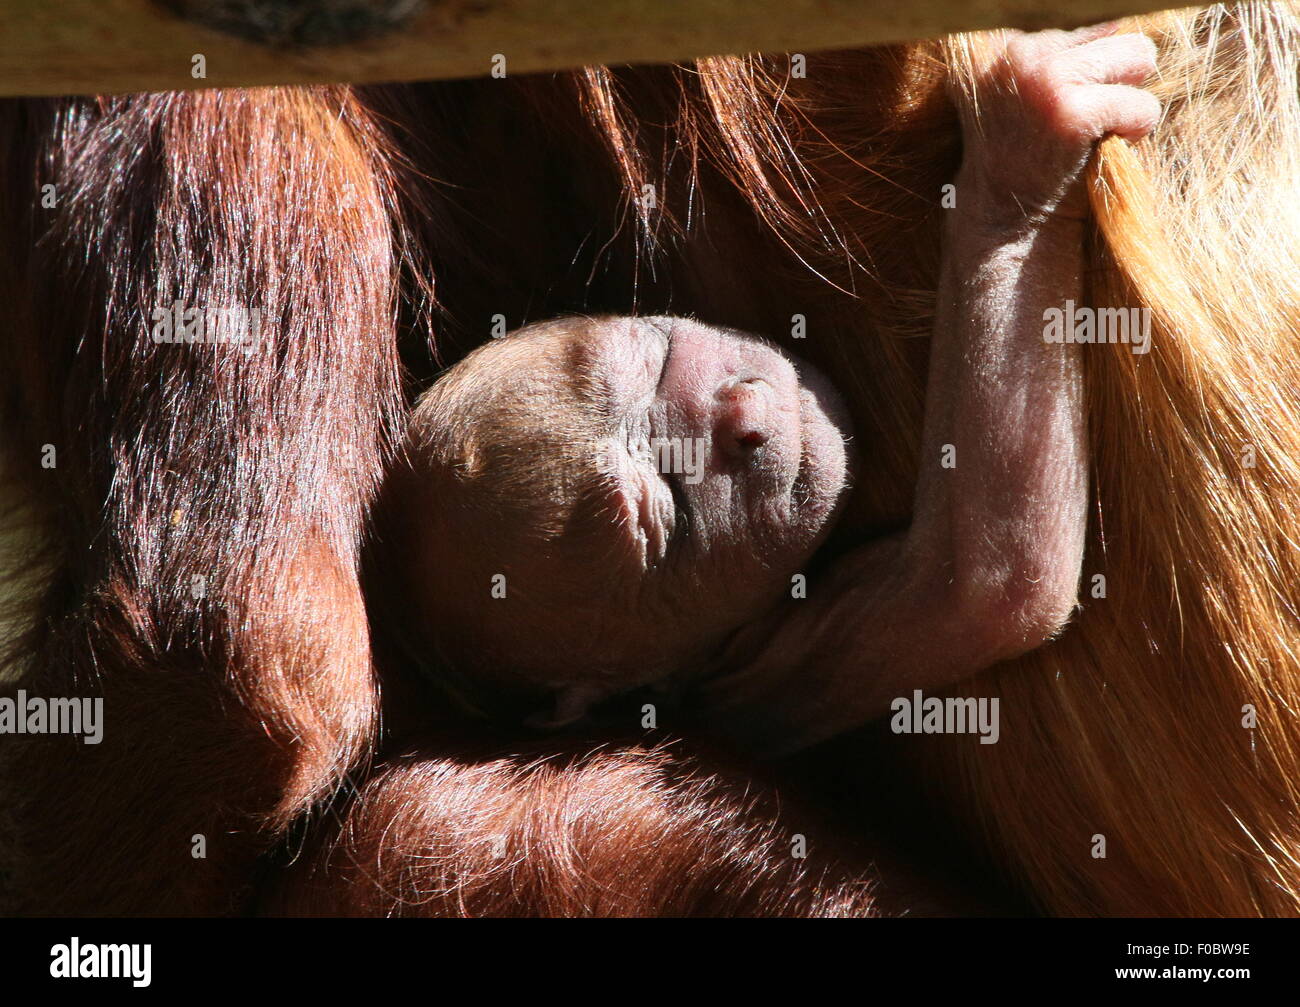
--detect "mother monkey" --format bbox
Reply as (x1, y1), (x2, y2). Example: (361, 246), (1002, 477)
(3, 3), (1300, 916)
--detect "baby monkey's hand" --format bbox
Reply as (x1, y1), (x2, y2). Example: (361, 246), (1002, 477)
(696, 25), (1156, 756)
(953, 23), (1159, 223)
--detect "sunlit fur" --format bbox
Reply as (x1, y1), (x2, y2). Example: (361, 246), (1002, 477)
(261, 740), (886, 916)
(991, 7), (1300, 915)
(579, 4), (1300, 915)
(0, 88), (403, 912)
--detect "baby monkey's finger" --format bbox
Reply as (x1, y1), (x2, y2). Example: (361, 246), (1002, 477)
(1066, 33), (1159, 87)
(1059, 20), (1122, 48)
(1072, 83), (1162, 141)
(1012, 21), (1120, 58)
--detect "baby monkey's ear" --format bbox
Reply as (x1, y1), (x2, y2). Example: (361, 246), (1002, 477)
(524, 683), (611, 731)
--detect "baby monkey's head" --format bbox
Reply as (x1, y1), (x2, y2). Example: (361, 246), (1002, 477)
(377, 316), (853, 717)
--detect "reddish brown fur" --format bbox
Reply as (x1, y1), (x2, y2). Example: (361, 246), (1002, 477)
(0, 88), (400, 912)
(262, 739), (903, 917)
(4, 5), (1296, 918)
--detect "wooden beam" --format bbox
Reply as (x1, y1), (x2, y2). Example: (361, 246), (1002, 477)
(0, 0), (1190, 96)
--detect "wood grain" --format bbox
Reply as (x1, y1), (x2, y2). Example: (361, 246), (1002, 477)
(0, 0), (1190, 96)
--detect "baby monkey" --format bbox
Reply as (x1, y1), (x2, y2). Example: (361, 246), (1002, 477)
(377, 313), (854, 723)
(374, 25), (1160, 751)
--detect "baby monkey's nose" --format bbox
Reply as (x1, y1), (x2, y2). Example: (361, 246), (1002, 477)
(716, 377), (771, 459)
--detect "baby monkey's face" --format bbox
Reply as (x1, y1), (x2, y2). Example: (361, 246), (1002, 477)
(396, 315), (853, 710)
(589, 316), (850, 575)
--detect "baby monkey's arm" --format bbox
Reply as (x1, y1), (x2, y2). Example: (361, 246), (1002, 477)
(695, 25), (1159, 755)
